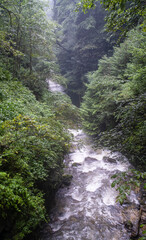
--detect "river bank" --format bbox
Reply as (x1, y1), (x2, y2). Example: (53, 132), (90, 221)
(40, 128), (142, 240)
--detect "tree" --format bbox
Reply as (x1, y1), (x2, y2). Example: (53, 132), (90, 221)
(0, 75), (77, 239)
(54, 0), (115, 105)
(0, 0), (57, 98)
(76, 0), (146, 36)
(81, 28), (146, 169)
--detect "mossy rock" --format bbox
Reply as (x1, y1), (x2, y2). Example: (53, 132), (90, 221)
(124, 220), (133, 231)
(103, 156), (117, 164)
(62, 174), (73, 186)
(72, 162), (82, 167)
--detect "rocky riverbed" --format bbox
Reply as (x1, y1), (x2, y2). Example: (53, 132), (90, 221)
(41, 129), (142, 240)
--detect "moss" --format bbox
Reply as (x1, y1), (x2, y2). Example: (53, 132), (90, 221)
(72, 162), (82, 167)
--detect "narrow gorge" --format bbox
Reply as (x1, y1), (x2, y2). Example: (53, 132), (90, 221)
(40, 81), (142, 240)
(0, 0), (145, 239)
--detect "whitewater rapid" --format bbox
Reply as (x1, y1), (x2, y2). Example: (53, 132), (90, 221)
(41, 129), (139, 240)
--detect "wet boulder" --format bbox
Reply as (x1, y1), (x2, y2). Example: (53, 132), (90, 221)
(124, 220), (133, 231)
(62, 174), (73, 186)
(103, 156), (117, 164)
(139, 219), (146, 237)
(122, 203), (141, 238)
(139, 190), (146, 238)
(141, 209), (146, 224)
(84, 157), (98, 163)
(72, 162), (82, 167)
(96, 149), (103, 154)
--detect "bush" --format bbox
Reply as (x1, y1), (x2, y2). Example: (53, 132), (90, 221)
(0, 80), (71, 239)
(81, 28), (146, 170)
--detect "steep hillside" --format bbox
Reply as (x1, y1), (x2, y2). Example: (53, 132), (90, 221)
(53, 0), (116, 105)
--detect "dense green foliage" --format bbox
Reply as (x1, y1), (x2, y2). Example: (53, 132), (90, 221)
(0, 1), (80, 239)
(77, 3), (146, 236)
(76, 0), (146, 37)
(42, 91), (80, 127)
(0, 70), (77, 239)
(81, 28), (146, 169)
(0, 0), (145, 238)
(111, 170), (146, 204)
(0, 0), (63, 99)
(54, 0), (116, 105)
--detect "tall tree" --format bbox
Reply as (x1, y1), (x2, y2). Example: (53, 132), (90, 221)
(0, 0), (57, 98)
(81, 28), (146, 169)
(76, 0), (146, 36)
(54, 0), (116, 105)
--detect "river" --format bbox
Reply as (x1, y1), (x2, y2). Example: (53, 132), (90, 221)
(47, 79), (65, 93)
(41, 81), (140, 240)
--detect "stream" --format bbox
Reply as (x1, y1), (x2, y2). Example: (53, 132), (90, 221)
(47, 79), (65, 93)
(41, 81), (140, 240)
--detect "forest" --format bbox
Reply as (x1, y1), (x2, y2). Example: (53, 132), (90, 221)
(0, 0), (145, 239)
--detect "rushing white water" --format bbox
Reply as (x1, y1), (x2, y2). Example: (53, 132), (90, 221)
(47, 79), (65, 93)
(41, 129), (139, 240)
(41, 82), (139, 240)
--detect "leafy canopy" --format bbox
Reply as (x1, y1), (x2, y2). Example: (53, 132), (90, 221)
(0, 76), (77, 239)
(81, 28), (146, 169)
(76, 0), (146, 36)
